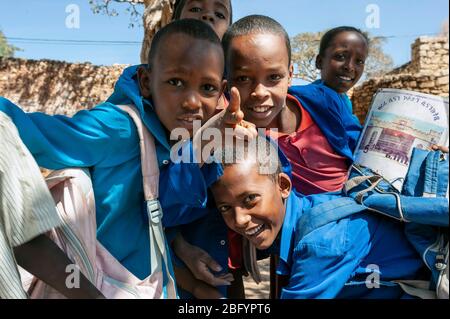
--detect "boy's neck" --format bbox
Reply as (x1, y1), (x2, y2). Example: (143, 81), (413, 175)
(272, 97), (302, 134)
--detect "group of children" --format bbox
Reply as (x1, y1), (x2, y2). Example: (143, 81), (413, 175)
(0, 0), (448, 299)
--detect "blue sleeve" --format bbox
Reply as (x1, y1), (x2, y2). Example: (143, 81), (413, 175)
(281, 217), (371, 299)
(160, 141), (224, 227)
(0, 98), (138, 169)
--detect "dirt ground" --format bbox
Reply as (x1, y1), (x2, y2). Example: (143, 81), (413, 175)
(243, 258), (270, 299)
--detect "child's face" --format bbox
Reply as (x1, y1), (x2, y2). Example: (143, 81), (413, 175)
(179, 0), (231, 39)
(138, 33), (226, 137)
(211, 160), (291, 250)
(316, 31), (368, 94)
(227, 33), (293, 129)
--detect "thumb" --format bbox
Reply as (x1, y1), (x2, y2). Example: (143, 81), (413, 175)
(224, 87), (243, 125)
(226, 87), (241, 114)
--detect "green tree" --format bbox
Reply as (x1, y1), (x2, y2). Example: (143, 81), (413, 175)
(291, 30), (393, 82)
(0, 30), (21, 57)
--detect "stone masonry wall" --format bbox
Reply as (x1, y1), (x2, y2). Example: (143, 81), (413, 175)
(0, 58), (127, 115)
(352, 36), (449, 123)
(0, 36), (448, 120)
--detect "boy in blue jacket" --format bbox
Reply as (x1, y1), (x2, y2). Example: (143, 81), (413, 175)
(0, 19), (254, 297)
(210, 135), (436, 299)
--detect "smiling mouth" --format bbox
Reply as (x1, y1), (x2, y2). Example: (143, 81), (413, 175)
(248, 105), (273, 113)
(337, 75), (354, 82)
(177, 115), (202, 123)
(245, 224), (266, 237)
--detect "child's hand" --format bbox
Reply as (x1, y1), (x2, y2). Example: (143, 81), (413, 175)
(431, 144), (449, 153)
(193, 88), (258, 166)
(222, 87), (257, 140)
(173, 234), (234, 287)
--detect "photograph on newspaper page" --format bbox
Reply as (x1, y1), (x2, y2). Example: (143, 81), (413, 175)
(354, 88), (449, 191)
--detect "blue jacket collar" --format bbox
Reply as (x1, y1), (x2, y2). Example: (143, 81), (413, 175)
(277, 191), (305, 275)
(288, 82), (362, 161)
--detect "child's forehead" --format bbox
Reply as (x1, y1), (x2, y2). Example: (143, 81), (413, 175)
(234, 32), (283, 43)
(157, 33), (219, 56)
(222, 161), (273, 184)
(185, 0), (231, 9)
(227, 33), (289, 67)
(329, 31), (367, 48)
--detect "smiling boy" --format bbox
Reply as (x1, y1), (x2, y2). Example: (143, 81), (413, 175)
(211, 135), (429, 299)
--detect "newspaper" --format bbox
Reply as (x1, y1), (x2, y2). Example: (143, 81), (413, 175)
(354, 88), (449, 191)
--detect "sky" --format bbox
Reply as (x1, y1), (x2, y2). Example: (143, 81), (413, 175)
(0, 0), (448, 68)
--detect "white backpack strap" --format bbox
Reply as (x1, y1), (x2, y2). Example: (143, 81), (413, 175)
(117, 104), (177, 298)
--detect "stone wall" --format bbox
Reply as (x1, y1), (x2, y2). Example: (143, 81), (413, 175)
(352, 36), (449, 123)
(0, 58), (127, 115)
(0, 36), (448, 120)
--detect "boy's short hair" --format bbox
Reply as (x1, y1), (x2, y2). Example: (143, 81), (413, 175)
(222, 14), (292, 66)
(217, 135), (282, 181)
(148, 19), (223, 69)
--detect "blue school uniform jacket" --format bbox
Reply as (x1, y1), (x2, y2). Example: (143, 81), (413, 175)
(274, 191), (425, 299)
(0, 65), (222, 280)
(288, 82), (363, 162)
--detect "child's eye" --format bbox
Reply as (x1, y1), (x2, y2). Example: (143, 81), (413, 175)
(215, 12), (226, 19)
(244, 194), (259, 206)
(270, 74), (283, 82)
(218, 205), (231, 214)
(357, 59), (366, 65)
(168, 79), (183, 87)
(236, 76), (250, 83)
(202, 84), (218, 93)
(189, 7), (202, 13)
(335, 53), (345, 60)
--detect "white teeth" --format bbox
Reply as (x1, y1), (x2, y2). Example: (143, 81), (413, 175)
(252, 106), (271, 113)
(339, 76), (352, 81)
(246, 224), (264, 236)
(180, 117), (199, 122)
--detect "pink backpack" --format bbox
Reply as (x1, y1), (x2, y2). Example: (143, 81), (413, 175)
(22, 105), (178, 299)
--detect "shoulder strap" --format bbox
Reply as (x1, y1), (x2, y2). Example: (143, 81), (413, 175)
(116, 104), (159, 201)
(116, 104), (177, 298)
(297, 197), (366, 240)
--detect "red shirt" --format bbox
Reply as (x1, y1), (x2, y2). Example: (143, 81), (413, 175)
(267, 94), (349, 195)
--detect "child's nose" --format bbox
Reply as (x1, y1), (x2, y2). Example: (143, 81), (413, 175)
(251, 83), (269, 100)
(234, 207), (251, 228)
(202, 12), (215, 23)
(182, 92), (202, 110)
(343, 59), (356, 73)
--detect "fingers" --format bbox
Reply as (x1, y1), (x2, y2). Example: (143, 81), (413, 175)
(194, 255), (234, 286)
(232, 124), (258, 141)
(227, 87), (241, 114)
(430, 144), (449, 153)
(217, 272), (234, 282)
(201, 254), (222, 273)
(202, 271), (234, 287)
(223, 87), (244, 126)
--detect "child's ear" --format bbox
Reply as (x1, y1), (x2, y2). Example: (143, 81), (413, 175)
(288, 63), (294, 87)
(315, 55), (322, 70)
(278, 173), (292, 199)
(137, 66), (152, 99)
